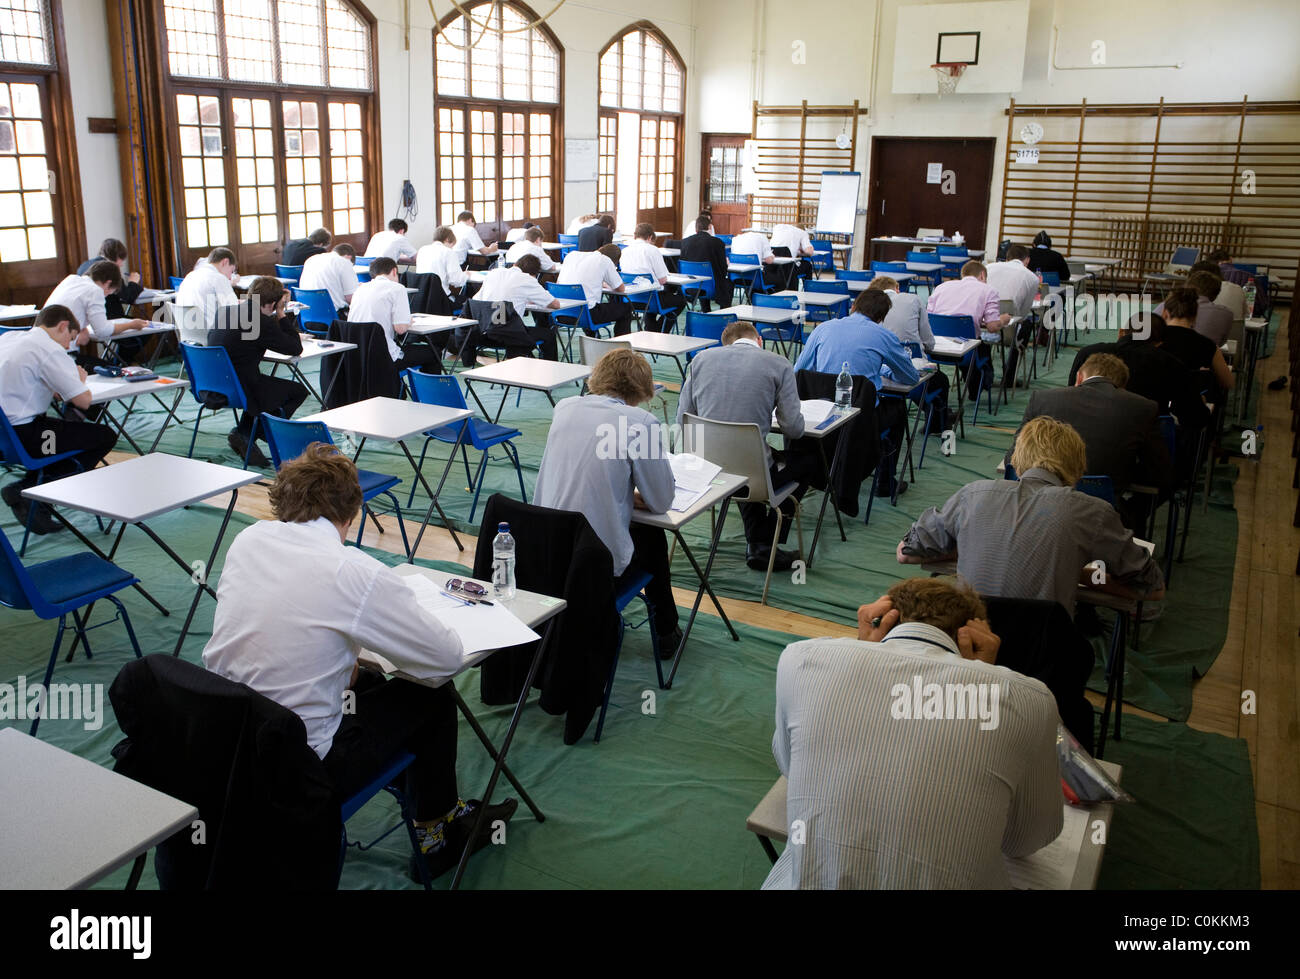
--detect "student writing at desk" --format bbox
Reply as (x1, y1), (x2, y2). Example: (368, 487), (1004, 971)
(176, 247), (240, 320)
(299, 243), (359, 314)
(364, 218), (418, 264)
(282, 227), (331, 267)
(77, 238), (143, 319)
(450, 211), (499, 265)
(0, 305), (117, 535)
(415, 225), (470, 302)
(44, 261), (149, 360)
(202, 444), (517, 882)
(348, 257), (443, 375)
(534, 350), (682, 654)
(619, 222), (685, 332)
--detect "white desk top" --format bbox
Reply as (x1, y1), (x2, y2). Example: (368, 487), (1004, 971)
(460, 356), (591, 392)
(1065, 255), (1122, 267)
(86, 374), (189, 405)
(711, 304), (805, 325)
(303, 397), (472, 442)
(0, 728), (199, 890)
(616, 282), (663, 297)
(625, 331), (719, 357)
(771, 290), (852, 307)
(24, 452), (261, 523)
(135, 288), (177, 303)
(659, 247), (681, 258)
(233, 274), (294, 289)
(0, 304), (37, 322)
(631, 471), (748, 530)
(929, 337), (982, 358)
(727, 263), (762, 273)
(409, 314), (476, 335)
(905, 262), (944, 272)
(107, 321), (174, 341)
(772, 405), (859, 437)
(534, 297), (587, 313)
(666, 273), (709, 286)
(263, 336), (358, 364)
(771, 256), (800, 265)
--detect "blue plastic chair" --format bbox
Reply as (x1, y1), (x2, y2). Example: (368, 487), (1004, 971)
(677, 260), (716, 309)
(1042, 271), (1061, 287)
(593, 570), (663, 743)
(936, 245), (968, 257)
(176, 342), (264, 469)
(904, 252), (943, 289)
(168, 275), (184, 290)
(809, 238), (836, 275)
(801, 278), (851, 321)
(928, 313), (994, 424)
(728, 253), (768, 302)
(404, 371), (526, 523)
(715, 234), (734, 247)
(260, 415), (411, 558)
(0, 525), (142, 735)
(871, 260), (907, 274)
(337, 749), (431, 889)
(546, 282), (602, 357)
(0, 406), (87, 555)
(291, 287), (336, 337)
(274, 264), (304, 285)
(683, 311), (733, 362)
(619, 272), (678, 332)
(753, 292), (805, 355)
(1076, 474), (1116, 506)
(900, 341), (946, 471)
(557, 234), (580, 259)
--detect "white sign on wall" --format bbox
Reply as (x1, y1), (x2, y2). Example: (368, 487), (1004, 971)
(1015, 147), (1040, 164)
(565, 138), (598, 182)
(926, 163), (943, 184)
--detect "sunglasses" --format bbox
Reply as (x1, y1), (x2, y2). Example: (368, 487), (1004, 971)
(446, 578), (489, 597)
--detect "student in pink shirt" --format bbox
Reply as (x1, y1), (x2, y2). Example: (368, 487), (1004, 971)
(927, 261), (1011, 400)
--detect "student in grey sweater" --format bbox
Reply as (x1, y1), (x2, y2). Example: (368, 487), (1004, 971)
(677, 321), (819, 571)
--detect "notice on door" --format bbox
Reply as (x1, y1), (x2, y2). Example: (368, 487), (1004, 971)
(926, 162), (943, 184)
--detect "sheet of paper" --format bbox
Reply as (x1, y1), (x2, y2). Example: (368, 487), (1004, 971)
(1005, 802), (1088, 890)
(668, 453), (721, 493)
(402, 574), (539, 661)
(932, 337), (970, 356)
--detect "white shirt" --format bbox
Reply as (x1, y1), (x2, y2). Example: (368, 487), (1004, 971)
(415, 241), (468, 296)
(44, 275), (112, 341)
(730, 230), (774, 263)
(363, 229), (417, 262)
(298, 252), (359, 311)
(566, 217), (599, 236)
(202, 517), (464, 758)
(505, 239), (557, 273)
(450, 221), (486, 265)
(619, 239), (669, 282)
(985, 260), (1040, 318)
(474, 265), (555, 320)
(557, 250), (623, 308)
(764, 622), (1063, 889)
(175, 263), (240, 323)
(1214, 280), (1247, 321)
(505, 227), (528, 244)
(771, 224), (812, 257)
(0, 327), (88, 425)
(346, 275), (412, 362)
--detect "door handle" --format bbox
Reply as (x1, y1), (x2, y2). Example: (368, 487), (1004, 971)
(881, 198), (885, 215)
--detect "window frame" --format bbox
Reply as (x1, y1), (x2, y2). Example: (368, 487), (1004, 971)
(0, 0), (86, 301)
(432, 0), (565, 237)
(157, 0), (381, 270)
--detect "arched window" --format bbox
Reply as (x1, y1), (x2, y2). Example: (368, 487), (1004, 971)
(597, 23), (684, 233)
(434, 1), (561, 233)
(0, 0), (83, 299)
(161, 0), (376, 269)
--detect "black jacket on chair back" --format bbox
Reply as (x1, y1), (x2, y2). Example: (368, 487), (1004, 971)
(321, 319), (402, 408)
(109, 654), (340, 890)
(794, 370), (881, 517)
(472, 494), (620, 745)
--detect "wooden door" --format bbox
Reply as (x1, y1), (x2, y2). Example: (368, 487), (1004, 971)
(700, 134), (748, 235)
(634, 115), (681, 236)
(866, 137), (996, 260)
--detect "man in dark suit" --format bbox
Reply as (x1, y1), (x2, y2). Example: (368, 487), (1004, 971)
(1026, 231), (1071, 285)
(207, 276), (307, 467)
(283, 227), (332, 266)
(577, 214), (615, 252)
(669, 215), (733, 312)
(1011, 351), (1172, 527)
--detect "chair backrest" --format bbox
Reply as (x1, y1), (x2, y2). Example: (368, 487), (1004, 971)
(1076, 474), (1116, 506)
(683, 311), (733, 355)
(579, 334), (633, 367)
(1066, 260), (1087, 277)
(678, 260), (713, 281)
(716, 234), (734, 246)
(916, 227), (944, 239)
(998, 297), (1015, 316)
(168, 275), (185, 290)
(803, 278), (849, 295)
(274, 264), (304, 281)
(260, 415), (335, 470)
(870, 260), (906, 273)
(404, 368), (470, 413)
(835, 269), (872, 282)
(906, 251), (939, 265)
(291, 287), (337, 330)
(1042, 271), (1061, 287)
(1157, 414), (1177, 458)
(996, 239), (1012, 262)
(0, 405), (40, 469)
(680, 413), (776, 505)
(0, 525), (41, 613)
(165, 301), (209, 345)
(620, 271), (652, 285)
(936, 245), (968, 257)
(928, 312), (977, 339)
(354, 255), (376, 267)
(546, 282), (586, 303)
(730, 253), (760, 267)
(904, 341), (923, 359)
(178, 342), (248, 410)
(753, 292), (797, 310)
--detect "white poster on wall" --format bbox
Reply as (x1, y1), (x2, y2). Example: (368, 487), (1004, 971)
(565, 138), (598, 182)
(926, 163), (943, 184)
(1015, 147), (1040, 164)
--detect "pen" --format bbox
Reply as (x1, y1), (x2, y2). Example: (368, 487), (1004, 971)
(816, 415), (837, 430)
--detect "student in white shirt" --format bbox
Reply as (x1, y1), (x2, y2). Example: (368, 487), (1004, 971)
(984, 244), (1042, 388)
(298, 243), (359, 312)
(730, 228), (786, 289)
(415, 225), (470, 301)
(771, 222), (815, 285)
(0, 304), (116, 534)
(464, 253), (563, 363)
(450, 211), (498, 266)
(45, 262), (148, 347)
(551, 244), (632, 336)
(504, 222), (537, 245)
(565, 213), (599, 236)
(505, 226), (557, 273)
(363, 218), (418, 264)
(176, 246), (241, 324)
(345, 257), (442, 374)
(618, 222), (685, 332)
(202, 443), (517, 881)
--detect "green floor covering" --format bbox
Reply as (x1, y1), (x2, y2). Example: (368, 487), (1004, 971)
(0, 315), (1272, 889)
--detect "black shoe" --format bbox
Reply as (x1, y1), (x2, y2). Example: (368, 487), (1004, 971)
(2, 481), (32, 527)
(1268, 375), (1287, 391)
(407, 797), (519, 885)
(656, 627), (683, 659)
(878, 480), (908, 499)
(746, 546), (797, 572)
(228, 430), (271, 468)
(29, 503), (63, 535)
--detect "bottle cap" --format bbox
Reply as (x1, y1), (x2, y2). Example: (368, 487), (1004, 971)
(498, 523), (509, 533)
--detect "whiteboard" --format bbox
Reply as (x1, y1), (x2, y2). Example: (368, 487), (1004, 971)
(565, 138), (598, 182)
(815, 171), (861, 236)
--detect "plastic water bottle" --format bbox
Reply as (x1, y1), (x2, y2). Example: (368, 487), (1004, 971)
(1243, 281), (1257, 319)
(835, 362), (853, 412)
(492, 523), (516, 600)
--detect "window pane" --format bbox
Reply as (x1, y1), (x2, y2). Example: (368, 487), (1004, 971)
(0, 0), (51, 66)
(163, 0), (221, 78)
(0, 79), (53, 263)
(329, 99), (365, 237)
(325, 0), (371, 89)
(223, 0), (275, 83)
(176, 91), (227, 250)
(278, 0), (324, 87)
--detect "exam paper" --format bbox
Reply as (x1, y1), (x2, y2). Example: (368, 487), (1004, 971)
(667, 452), (722, 511)
(932, 337), (972, 356)
(399, 574), (540, 663)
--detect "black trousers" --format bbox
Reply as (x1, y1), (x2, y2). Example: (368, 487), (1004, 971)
(643, 284), (686, 332)
(738, 448), (821, 552)
(236, 372), (309, 439)
(876, 398), (909, 496)
(697, 281), (735, 312)
(463, 322), (559, 363)
(590, 301), (633, 337)
(11, 416), (117, 485)
(613, 524), (678, 635)
(324, 672), (458, 823)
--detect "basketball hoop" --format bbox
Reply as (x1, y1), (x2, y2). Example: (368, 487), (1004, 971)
(932, 63), (967, 97)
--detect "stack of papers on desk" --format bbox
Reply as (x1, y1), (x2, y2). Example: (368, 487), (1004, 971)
(667, 452), (721, 511)
(773, 399), (836, 429)
(911, 357), (935, 371)
(363, 575), (539, 679)
(931, 336), (972, 357)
